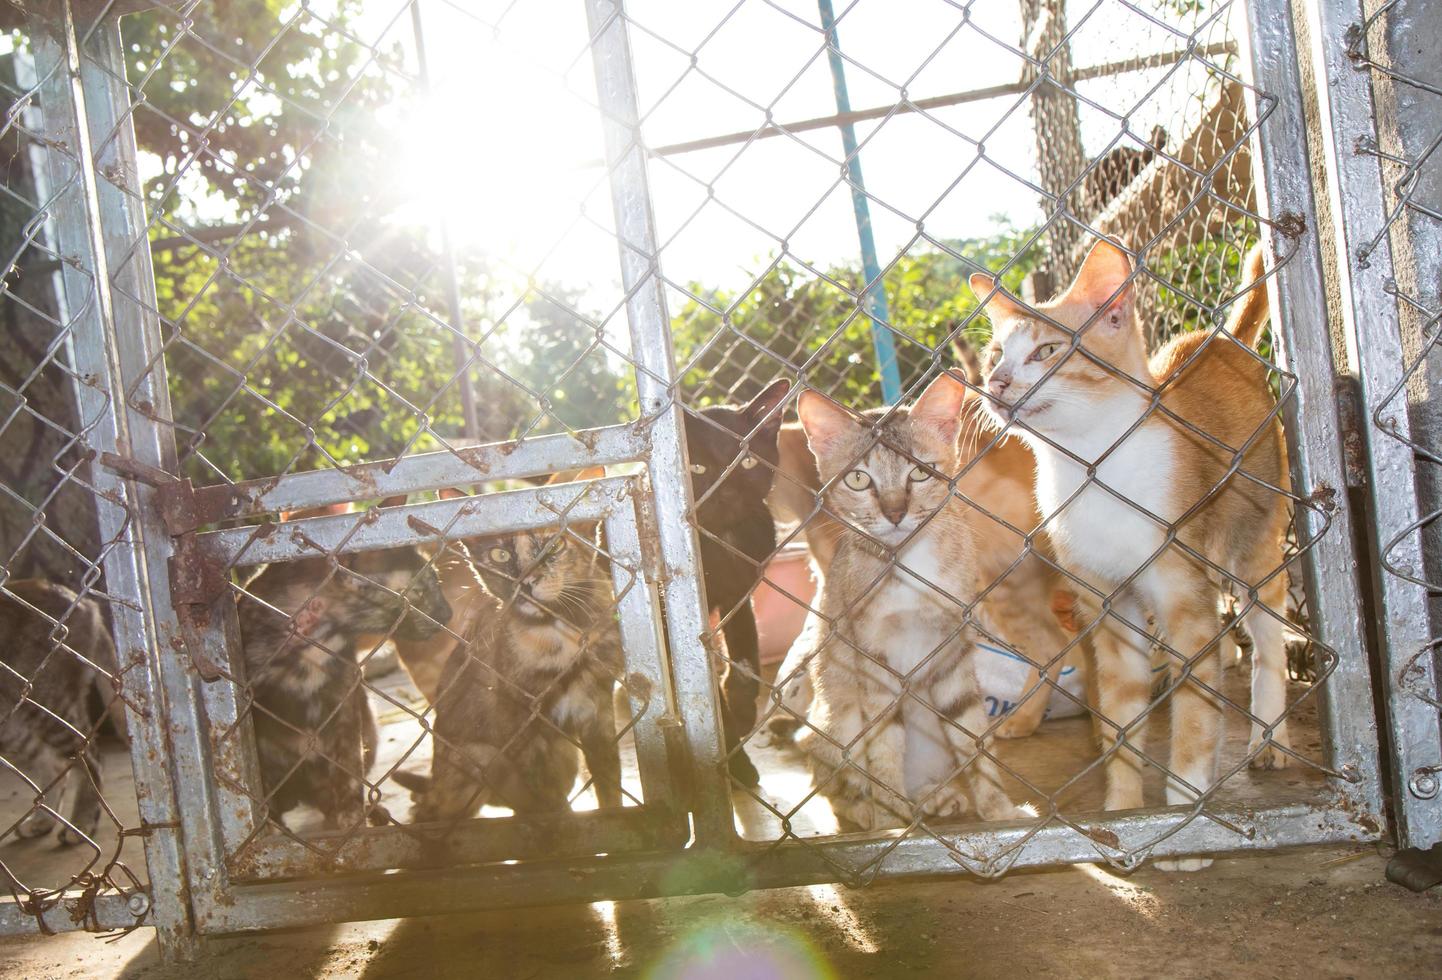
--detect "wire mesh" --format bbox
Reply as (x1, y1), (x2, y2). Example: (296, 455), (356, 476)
(0, 29), (152, 937)
(0, 0), (1396, 948)
(639, 0), (1345, 879)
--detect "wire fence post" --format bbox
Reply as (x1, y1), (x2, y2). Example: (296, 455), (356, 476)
(411, 0), (481, 443)
(816, 0), (901, 404)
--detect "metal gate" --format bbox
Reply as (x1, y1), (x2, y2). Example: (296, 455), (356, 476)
(0, 0), (1430, 958)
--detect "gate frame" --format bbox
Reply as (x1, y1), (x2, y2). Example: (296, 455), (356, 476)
(1302, 0), (1442, 851)
(10, 0), (1405, 953)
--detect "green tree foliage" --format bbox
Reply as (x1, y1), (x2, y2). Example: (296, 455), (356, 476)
(124, 5), (632, 484)
(670, 223), (1040, 407)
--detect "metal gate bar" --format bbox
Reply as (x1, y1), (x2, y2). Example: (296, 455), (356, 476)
(584, 0), (731, 842)
(1305, 0), (1442, 850)
(1234, 0), (1386, 816)
(23, 1), (193, 952)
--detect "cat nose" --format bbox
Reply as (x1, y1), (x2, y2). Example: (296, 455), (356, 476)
(988, 371), (1012, 399)
(880, 499), (907, 526)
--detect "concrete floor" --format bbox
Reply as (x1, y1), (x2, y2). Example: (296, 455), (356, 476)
(0, 844), (1437, 978)
(3, 650), (1418, 979)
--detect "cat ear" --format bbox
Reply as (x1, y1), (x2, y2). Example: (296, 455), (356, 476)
(968, 274), (1028, 323)
(545, 468), (604, 485)
(293, 597), (328, 635)
(743, 379), (791, 438)
(438, 487), (470, 500)
(1067, 238), (1135, 328)
(280, 502), (351, 522)
(910, 372), (968, 444)
(797, 389), (865, 459)
(378, 494), (408, 509)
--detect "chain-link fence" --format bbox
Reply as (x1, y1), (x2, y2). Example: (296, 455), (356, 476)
(0, 0), (1420, 958)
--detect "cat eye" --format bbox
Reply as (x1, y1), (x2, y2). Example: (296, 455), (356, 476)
(842, 470), (872, 491)
(689, 462), (707, 475)
(1027, 342), (1063, 363)
(487, 547), (512, 564)
(740, 455), (759, 469)
(908, 465), (932, 483)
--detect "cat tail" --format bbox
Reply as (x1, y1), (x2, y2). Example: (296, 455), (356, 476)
(390, 769), (431, 793)
(1224, 244), (1270, 349)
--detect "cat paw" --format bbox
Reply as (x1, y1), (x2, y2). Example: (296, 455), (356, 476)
(17, 813), (55, 839)
(922, 782), (972, 822)
(728, 749), (761, 787)
(1248, 735), (1293, 771)
(1155, 856), (1213, 872)
(56, 821), (97, 847)
(994, 711), (1043, 740)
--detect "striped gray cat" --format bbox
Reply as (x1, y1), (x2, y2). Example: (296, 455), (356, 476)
(0, 580), (123, 845)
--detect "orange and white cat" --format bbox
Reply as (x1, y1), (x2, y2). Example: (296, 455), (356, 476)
(970, 241), (1287, 869)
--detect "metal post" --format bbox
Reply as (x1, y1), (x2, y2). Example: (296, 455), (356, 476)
(816, 0), (902, 404)
(585, 0), (736, 843)
(1303, 0), (1442, 849)
(1233, 0), (1385, 824)
(27, 1), (200, 956)
(411, 0), (481, 443)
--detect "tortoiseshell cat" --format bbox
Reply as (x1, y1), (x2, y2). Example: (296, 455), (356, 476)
(683, 379), (791, 786)
(396, 471), (624, 821)
(239, 545), (451, 831)
(0, 580), (122, 845)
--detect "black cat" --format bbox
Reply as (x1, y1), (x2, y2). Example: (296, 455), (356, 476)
(683, 379), (791, 786)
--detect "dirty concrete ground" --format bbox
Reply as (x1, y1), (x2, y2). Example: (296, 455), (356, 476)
(0, 845), (1438, 979)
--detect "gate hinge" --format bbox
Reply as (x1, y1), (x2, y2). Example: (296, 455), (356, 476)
(100, 453), (232, 680)
(98, 452), (202, 536)
(1334, 375), (1368, 489)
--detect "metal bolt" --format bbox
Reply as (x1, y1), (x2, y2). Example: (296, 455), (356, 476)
(127, 892), (151, 916)
(203, 866), (217, 880)
(1408, 770), (1439, 800)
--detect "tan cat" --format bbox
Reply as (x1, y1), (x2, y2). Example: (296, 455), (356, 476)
(969, 241), (1286, 868)
(795, 373), (1023, 830)
(770, 355), (1083, 741)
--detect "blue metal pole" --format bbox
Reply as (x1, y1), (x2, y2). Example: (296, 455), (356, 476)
(817, 0), (903, 403)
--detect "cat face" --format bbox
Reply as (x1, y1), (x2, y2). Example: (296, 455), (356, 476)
(337, 548), (452, 642)
(471, 525), (605, 629)
(797, 373), (968, 547)
(970, 240), (1150, 436)
(683, 379), (791, 517)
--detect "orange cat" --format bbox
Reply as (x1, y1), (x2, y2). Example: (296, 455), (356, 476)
(970, 241), (1286, 869)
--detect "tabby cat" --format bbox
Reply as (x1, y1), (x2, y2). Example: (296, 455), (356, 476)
(683, 379), (791, 786)
(0, 580), (121, 845)
(971, 241), (1283, 869)
(769, 343), (1083, 741)
(397, 471), (624, 821)
(795, 373), (1022, 830)
(238, 543), (451, 830)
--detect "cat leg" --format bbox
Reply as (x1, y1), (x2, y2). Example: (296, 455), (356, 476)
(1093, 599), (1155, 812)
(719, 600), (763, 786)
(802, 651), (907, 831)
(578, 687), (623, 809)
(929, 666), (1022, 822)
(1246, 574), (1292, 769)
(1156, 593), (1225, 872)
(764, 604), (821, 739)
(57, 742), (103, 846)
(15, 739), (63, 839)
